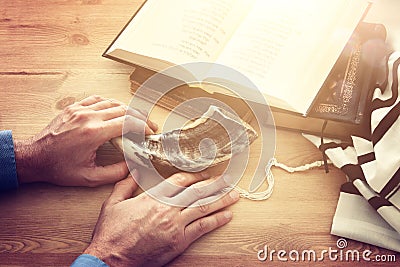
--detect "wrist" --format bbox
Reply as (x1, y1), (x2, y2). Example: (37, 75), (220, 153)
(84, 244), (137, 267)
(83, 246), (119, 267)
(14, 139), (43, 184)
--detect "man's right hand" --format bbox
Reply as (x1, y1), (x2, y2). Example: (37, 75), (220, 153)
(84, 170), (240, 267)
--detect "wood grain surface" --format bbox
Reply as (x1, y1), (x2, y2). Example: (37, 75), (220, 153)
(0, 1), (398, 266)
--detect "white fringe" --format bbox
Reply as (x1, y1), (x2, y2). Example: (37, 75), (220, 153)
(234, 158), (332, 201)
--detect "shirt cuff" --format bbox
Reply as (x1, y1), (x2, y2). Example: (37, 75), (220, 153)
(0, 130), (18, 191)
(70, 254), (109, 267)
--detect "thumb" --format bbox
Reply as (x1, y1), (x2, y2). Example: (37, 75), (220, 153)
(108, 170), (140, 205)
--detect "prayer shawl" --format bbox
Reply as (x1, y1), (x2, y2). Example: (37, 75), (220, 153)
(304, 51), (400, 252)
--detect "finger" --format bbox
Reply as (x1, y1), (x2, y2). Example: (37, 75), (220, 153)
(84, 161), (129, 187)
(88, 98), (124, 111)
(148, 172), (210, 198)
(146, 118), (158, 132)
(102, 106), (158, 133)
(78, 95), (106, 106)
(98, 105), (129, 121)
(100, 116), (152, 140)
(99, 116), (125, 140)
(184, 210), (233, 244)
(113, 105), (159, 132)
(136, 108), (149, 118)
(127, 107), (149, 122)
(133, 108), (158, 132)
(169, 175), (231, 207)
(108, 170), (140, 205)
(181, 190), (239, 225)
(123, 116), (154, 135)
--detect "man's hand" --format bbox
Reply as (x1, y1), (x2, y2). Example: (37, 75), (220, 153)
(84, 170), (240, 267)
(14, 95), (157, 187)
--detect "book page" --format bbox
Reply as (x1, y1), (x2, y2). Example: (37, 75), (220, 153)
(109, 0), (254, 65)
(216, 0), (369, 114)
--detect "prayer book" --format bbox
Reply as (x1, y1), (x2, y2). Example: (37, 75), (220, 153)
(104, 0), (386, 139)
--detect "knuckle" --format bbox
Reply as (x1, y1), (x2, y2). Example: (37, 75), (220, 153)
(83, 175), (100, 188)
(171, 173), (188, 186)
(119, 105), (128, 114)
(159, 215), (173, 229)
(194, 172), (209, 181)
(80, 125), (97, 137)
(64, 105), (77, 115)
(169, 233), (182, 252)
(221, 194), (233, 206)
(214, 213), (224, 226)
(192, 185), (206, 198)
(197, 201), (210, 214)
(67, 109), (91, 123)
(93, 95), (104, 101)
(155, 202), (170, 215)
(196, 218), (210, 234)
(74, 111), (87, 121)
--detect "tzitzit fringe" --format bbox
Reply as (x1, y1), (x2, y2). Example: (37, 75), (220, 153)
(233, 158), (332, 201)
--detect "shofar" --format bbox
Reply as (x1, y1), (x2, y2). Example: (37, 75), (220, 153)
(112, 105), (258, 172)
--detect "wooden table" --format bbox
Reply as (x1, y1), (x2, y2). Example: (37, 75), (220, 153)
(0, 1), (398, 266)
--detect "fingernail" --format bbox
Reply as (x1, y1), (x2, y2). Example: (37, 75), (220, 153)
(224, 210), (233, 219)
(229, 190), (240, 200)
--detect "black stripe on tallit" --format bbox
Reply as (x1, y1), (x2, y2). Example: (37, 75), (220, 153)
(340, 182), (361, 195)
(387, 186), (399, 200)
(368, 196), (393, 210)
(371, 100), (400, 145)
(341, 164), (366, 182)
(357, 152), (376, 165)
(371, 56), (400, 111)
(379, 166), (400, 199)
(319, 142), (352, 152)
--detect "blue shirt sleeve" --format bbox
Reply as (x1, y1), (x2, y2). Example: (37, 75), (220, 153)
(70, 254), (109, 267)
(1, 132), (109, 266)
(0, 130), (18, 191)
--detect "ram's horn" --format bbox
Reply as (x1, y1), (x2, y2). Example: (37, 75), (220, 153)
(112, 105), (258, 172)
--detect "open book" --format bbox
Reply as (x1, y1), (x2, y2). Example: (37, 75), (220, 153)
(104, 0), (370, 116)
